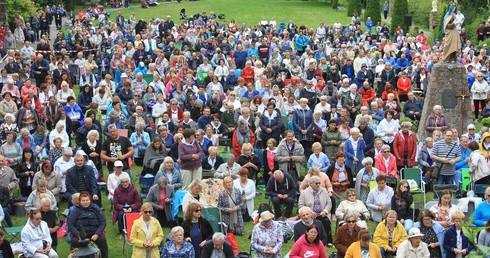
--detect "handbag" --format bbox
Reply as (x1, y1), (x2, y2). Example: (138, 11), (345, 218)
(431, 142), (457, 179)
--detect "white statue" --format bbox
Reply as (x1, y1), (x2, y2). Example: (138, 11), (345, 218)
(432, 0), (438, 12)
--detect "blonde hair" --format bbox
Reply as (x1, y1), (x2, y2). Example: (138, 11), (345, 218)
(241, 143), (253, 153)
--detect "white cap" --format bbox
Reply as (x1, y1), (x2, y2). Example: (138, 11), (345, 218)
(467, 124), (476, 130)
(114, 160), (124, 167)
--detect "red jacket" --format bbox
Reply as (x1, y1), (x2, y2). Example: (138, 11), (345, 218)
(396, 77), (411, 96)
(241, 67), (255, 84)
(393, 130), (417, 167)
(358, 87), (375, 107)
(166, 106), (183, 123)
(289, 234), (328, 258)
(374, 153), (398, 179)
(231, 128), (256, 160)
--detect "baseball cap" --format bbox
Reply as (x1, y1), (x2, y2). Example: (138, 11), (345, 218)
(114, 160), (124, 167)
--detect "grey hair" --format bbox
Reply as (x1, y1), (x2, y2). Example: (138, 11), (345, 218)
(425, 137), (433, 144)
(87, 130), (99, 140)
(212, 232), (226, 242)
(343, 210), (359, 221)
(183, 111), (190, 117)
(298, 206), (312, 215)
(109, 111), (118, 117)
(309, 175), (321, 185)
(135, 122), (145, 130)
(20, 128), (30, 135)
(237, 118), (248, 126)
(359, 117), (368, 125)
(4, 113), (15, 121)
(381, 144), (391, 152)
(170, 226), (184, 236)
(401, 121), (412, 128)
(107, 124), (117, 130)
(273, 170), (284, 177)
(56, 121), (65, 130)
(361, 157), (374, 166)
(189, 179), (202, 191)
(158, 176), (168, 188)
(350, 127), (360, 134)
(227, 155), (235, 162)
(36, 178), (47, 188)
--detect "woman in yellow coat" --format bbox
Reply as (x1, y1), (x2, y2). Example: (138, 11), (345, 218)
(345, 229), (381, 258)
(373, 210), (408, 257)
(130, 202), (164, 258)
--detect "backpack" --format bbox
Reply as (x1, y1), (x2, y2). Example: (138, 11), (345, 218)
(254, 203), (274, 224)
(277, 221), (294, 242)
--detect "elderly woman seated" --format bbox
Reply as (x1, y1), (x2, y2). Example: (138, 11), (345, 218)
(334, 211), (363, 258)
(142, 137), (167, 176)
(147, 177), (174, 227)
(298, 175), (333, 245)
(214, 155), (241, 179)
(354, 157), (380, 203)
(25, 178), (58, 212)
(335, 188), (370, 229)
(299, 167), (333, 193)
(21, 210), (59, 258)
(113, 174), (141, 236)
(161, 226), (195, 258)
(237, 142), (261, 181)
(182, 179), (208, 213)
(154, 157), (183, 190)
(202, 146), (225, 170)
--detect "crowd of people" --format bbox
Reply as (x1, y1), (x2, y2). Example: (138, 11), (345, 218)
(0, 1), (488, 258)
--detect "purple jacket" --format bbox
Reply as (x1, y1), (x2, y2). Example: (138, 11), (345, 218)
(112, 184), (141, 223)
(178, 139), (204, 170)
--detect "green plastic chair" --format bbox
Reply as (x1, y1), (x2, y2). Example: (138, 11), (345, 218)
(202, 207), (226, 233)
(401, 167), (426, 220)
(143, 74), (153, 84)
(461, 168), (470, 192)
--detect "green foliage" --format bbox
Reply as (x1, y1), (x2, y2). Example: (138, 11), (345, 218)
(481, 118), (490, 127)
(6, 0), (37, 31)
(332, 0), (339, 10)
(365, 0), (381, 25)
(458, 0), (488, 26)
(462, 215), (490, 257)
(399, 116), (418, 131)
(390, 0), (408, 32)
(408, 0), (431, 30)
(347, 0), (362, 17)
(433, 3), (449, 41)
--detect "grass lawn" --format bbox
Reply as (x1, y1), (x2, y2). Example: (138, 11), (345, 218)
(114, 0), (351, 29)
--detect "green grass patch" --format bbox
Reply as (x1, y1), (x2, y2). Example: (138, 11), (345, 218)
(112, 0), (351, 29)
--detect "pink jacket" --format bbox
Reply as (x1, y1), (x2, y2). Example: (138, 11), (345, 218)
(289, 234), (328, 258)
(374, 153), (398, 179)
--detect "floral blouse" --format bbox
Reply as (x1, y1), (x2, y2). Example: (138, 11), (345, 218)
(161, 240), (195, 258)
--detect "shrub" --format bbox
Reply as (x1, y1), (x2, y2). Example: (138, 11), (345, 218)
(347, 0), (362, 18)
(390, 0), (408, 32)
(6, 0), (37, 31)
(482, 118), (490, 127)
(408, 0), (431, 31)
(365, 0), (382, 26)
(332, 0), (339, 10)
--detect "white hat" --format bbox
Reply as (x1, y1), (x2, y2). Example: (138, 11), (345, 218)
(114, 160), (124, 167)
(259, 211), (274, 222)
(408, 227), (424, 238)
(467, 124), (476, 130)
(121, 73), (128, 78)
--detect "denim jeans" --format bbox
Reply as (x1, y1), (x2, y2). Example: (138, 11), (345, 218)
(437, 174), (455, 185)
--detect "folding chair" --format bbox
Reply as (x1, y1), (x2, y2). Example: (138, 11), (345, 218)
(202, 207), (226, 233)
(424, 201), (437, 210)
(202, 169), (214, 179)
(433, 184), (458, 200)
(122, 212), (141, 258)
(139, 174), (155, 200)
(4, 226), (23, 243)
(401, 167), (426, 220)
(385, 176), (398, 190)
(475, 184), (490, 198)
(461, 168), (470, 193)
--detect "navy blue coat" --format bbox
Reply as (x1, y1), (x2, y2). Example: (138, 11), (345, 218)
(293, 108), (313, 141)
(443, 225), (475, 258)
(66, 164), (98, 196)
(259, 111), (283, 140)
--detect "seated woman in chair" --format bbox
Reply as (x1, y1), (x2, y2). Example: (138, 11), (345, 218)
(429, 189), (461, 230)
(237, 143), (261, 181)
(181, 203), (214, 258)
(373, 210), (408, 258)
(142, 137), (167, 176)
(154, 157), (183, 190)
(182, 179), (208, 213)
(112, 174), (141, 236)
(202, 146), (224, 171)
(21, 210), (59, 258)
(335, 188), (370, 229)
(334, 211), (363, 258)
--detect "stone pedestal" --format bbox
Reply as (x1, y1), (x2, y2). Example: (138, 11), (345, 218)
(417, 62), (473, 140)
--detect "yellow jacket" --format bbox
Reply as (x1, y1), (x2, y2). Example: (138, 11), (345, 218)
(345, 241), (381, 258)
(373, 219), (407, 251)
(129, 216), (164, 258)
(479, 132), (490, 157)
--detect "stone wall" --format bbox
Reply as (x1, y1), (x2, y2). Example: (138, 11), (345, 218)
(417, 62), (473, 140)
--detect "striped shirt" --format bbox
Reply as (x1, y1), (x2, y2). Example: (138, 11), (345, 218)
(432, 140), (460, 175)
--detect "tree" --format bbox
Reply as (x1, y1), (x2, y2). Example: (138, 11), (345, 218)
(365, 0), (382, 26)
(390, 0), (408, 33)
(6, 0), (37, 30)
(347, 0), (363, 18)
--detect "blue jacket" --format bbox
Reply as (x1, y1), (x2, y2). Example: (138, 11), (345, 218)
(259, 111), (283, 140)
(293, 108), (313, 141)
(103, 118), (125, 137)
(444, 224), (475, 258)
(67, 204), (106, 238)
(77, 92), (92, 111)
(360, 125), (375, 152)
(130, 131), (150, 158)
(413, 220), (445, 257)
(403, 99), (423, 116)
(344, 137), (366, 169)
(154, 167), (183, 190)
(197, 115), (212, 130)
(16, 135), (37, 155)
(64, 104), (84, 126)
(65, 164), (98, 196)
(455, 146), (470, 170)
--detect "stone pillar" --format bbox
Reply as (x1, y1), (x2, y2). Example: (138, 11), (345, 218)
(0, 3), (6, 25)
(430, 11), (436, 30)
(417, 62), (473, 140)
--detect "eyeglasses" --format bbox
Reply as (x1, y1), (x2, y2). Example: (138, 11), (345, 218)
(230, 94), (235, 96)
(348, 194), (356, 197)
(383, 151), (390, 153)
(194, 209), (202, 212)
(121, 181), (129, 183)
(346, 220), (356, 223)
(144, 210), (153, 214)
(469, 128), (475, 130)
(477, 76), (484, 78)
